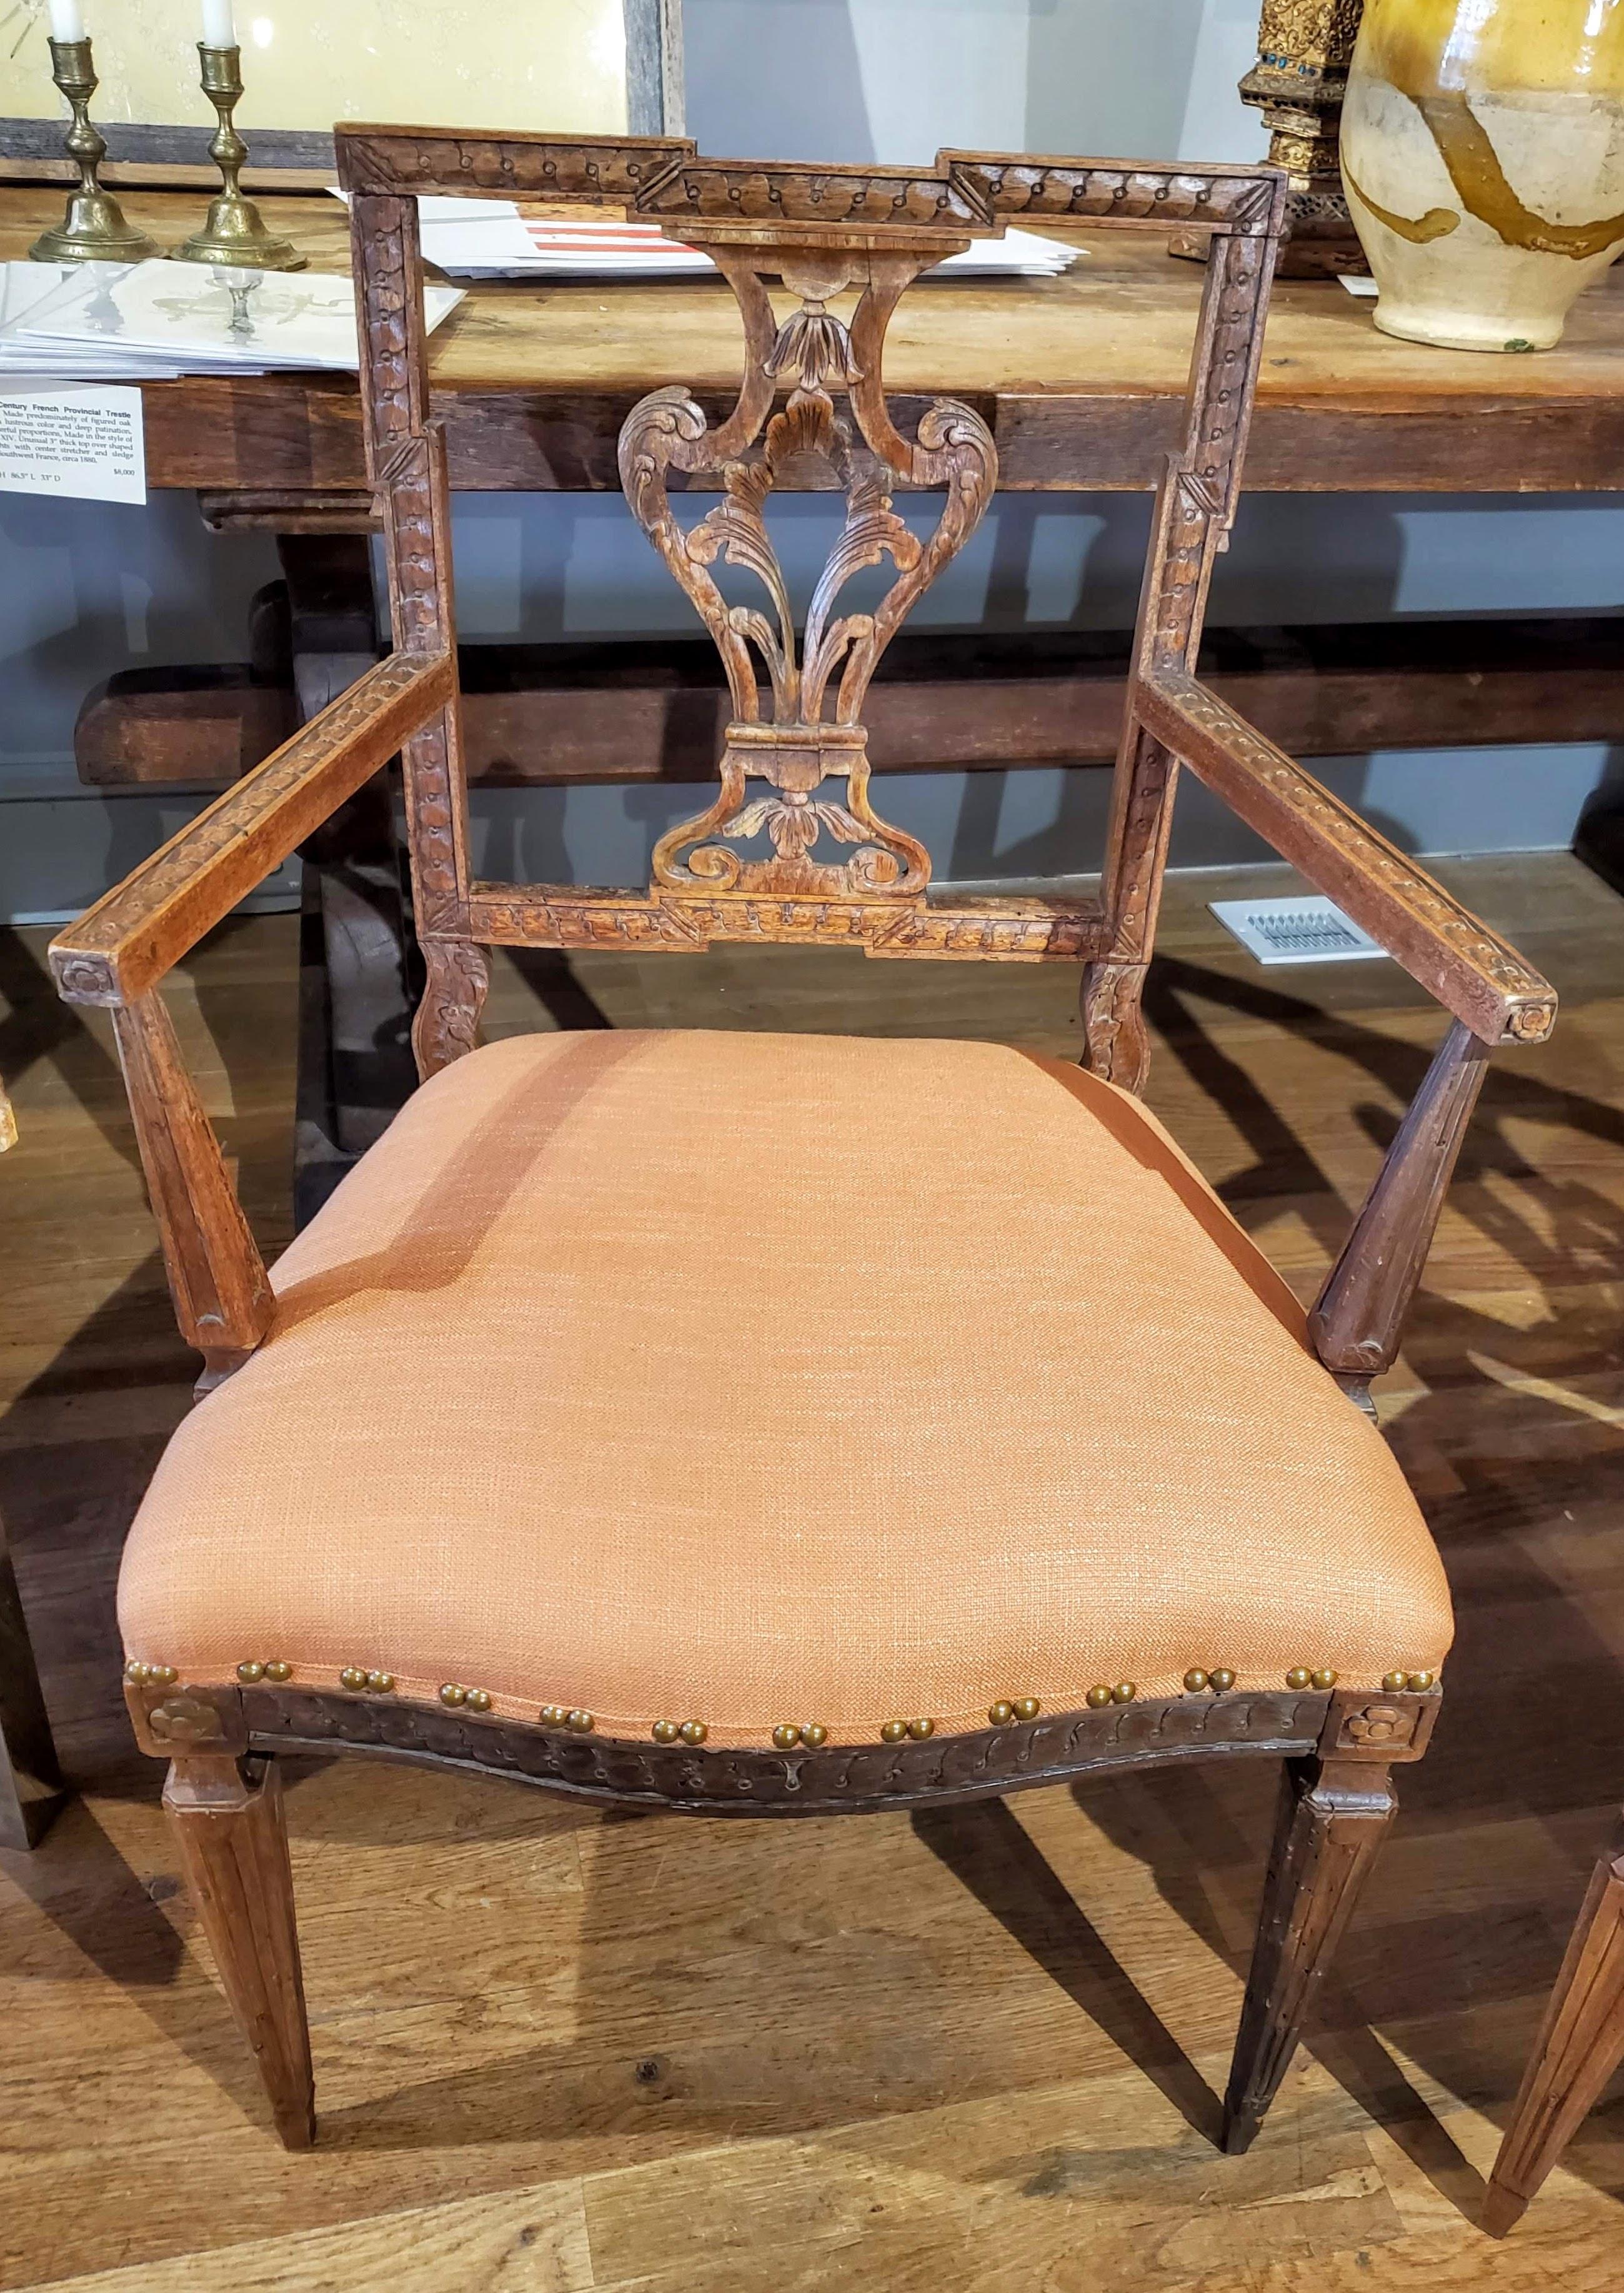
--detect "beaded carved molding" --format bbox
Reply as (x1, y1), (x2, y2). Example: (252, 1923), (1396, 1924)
(337, 129), (1288, 972)
(127, 1674), (1443, 1816)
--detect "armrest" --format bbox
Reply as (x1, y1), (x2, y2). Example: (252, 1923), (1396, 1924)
(1135, 667), (1557, 1047)
(49, 649), (453, 1009)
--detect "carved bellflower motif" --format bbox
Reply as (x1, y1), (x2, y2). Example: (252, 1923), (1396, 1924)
(763, 300), (862, 390)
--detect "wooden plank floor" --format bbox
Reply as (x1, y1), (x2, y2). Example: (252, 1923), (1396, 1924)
(3, 853), (1623, 2291)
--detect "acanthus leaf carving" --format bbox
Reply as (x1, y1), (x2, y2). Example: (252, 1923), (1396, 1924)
(618, 251), (995, 905)
(413, 940), (490, 1079)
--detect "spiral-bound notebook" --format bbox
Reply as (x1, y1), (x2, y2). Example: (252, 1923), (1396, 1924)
(1210, 895), (1385, 966)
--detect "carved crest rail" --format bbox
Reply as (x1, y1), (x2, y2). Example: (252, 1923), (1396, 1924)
(336, 131), (1289, 1057)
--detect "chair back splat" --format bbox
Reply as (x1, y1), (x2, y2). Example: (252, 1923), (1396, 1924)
(334, 131), (1289, 1084)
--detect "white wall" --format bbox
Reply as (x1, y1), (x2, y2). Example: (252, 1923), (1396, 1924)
(2, 0), (1621, 919)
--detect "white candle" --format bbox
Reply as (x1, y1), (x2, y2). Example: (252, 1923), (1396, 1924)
(201, 0), (236, 46)
(48, 0), (87, 41)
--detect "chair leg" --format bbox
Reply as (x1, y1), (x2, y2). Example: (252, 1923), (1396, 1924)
(1222, 1753), (1397, 2154)
(164, 1753), (316, 2149)
(1484, 1845), (1624, 2237)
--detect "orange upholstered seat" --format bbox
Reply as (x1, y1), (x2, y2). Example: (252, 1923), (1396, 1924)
(118, 1030), (1453, 1748)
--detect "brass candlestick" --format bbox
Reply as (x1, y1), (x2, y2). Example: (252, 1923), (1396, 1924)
(175, 44), (306, 271)
(29, 38), (160, 264)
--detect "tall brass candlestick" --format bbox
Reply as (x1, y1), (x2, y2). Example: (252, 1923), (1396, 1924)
(175, 44), (306, 270)
(29, 37), (160, 264)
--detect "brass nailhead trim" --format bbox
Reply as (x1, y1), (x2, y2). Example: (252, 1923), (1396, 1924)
(772, 1724), (801, 1749)
(125, 1661), (179, 1686)
(1183, 1669), (1210, 1693)
(237, 1661), (266, 1683)
(678, 1719), (707, 1745)
(1110, 1683), (1136, 1704)
(907, 1718), (935, 1739)
(565, 1709), (594, 1734)
(541, 1704), (569, 1726)
(367, 1671), (395, 1692)
(1086, 1685), (1113, 1708)
(1310, 1668), (1339, 1691)
(440, 1684), (467, 1706)
(1209, 1668), (1235, 1693)
(652, 1719), (680, 1743)
(466, 1689), (492, 1713)
(1407, 1670), (1435, 1691)
(340, 1667), (368, 1690)
(801, 1723), (827, 1748)
(988, 1700), (1014, 1726)
(1012, 1697), (1040, 1722)
(1285, 1667), (1313, 1689)
(880, 1719), (908, 1743)
(264, 1661), (292, 1682)
(1382, 1671), (1408, 1692)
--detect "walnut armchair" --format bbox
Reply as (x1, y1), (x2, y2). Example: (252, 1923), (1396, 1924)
(50, 129), (1555, 2156)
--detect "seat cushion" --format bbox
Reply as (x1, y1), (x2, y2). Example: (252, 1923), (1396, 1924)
(119, 1030), (1453, 1746)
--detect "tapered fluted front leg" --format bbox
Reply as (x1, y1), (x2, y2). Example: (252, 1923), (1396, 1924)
(1222, 1753), (1397, 2154)
(1485, 1844), (1624, 2236)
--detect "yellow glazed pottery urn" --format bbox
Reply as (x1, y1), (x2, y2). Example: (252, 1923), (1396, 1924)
(1342, 0), (1624, 349)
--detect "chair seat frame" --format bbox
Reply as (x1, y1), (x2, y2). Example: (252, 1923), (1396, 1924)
(49, 127), (1552, 2157)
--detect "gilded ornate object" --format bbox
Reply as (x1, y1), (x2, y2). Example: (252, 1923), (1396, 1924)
(1240, 0), (1367, 274)
(1175, 0), (1367, 277)
(28, 37), (160, 265)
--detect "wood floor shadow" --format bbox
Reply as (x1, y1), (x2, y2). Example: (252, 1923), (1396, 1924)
(501, 945), (614, 1032)
(910, 1796), (1225, 2146)
(0, 1784), (279, 2127)
(1086, 959), (1624, 2221)
(0, 1254), (196, 1787)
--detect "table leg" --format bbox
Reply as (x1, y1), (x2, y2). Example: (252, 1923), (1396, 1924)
(0, 1510), (66, 1852)
(275, 535), (419, 1229)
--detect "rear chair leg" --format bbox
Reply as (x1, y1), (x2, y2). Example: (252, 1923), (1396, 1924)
(1484, 1844), (1624, 2237)
(1222, 1753), (1397, 2154)
(165, 1753), (316, 2149)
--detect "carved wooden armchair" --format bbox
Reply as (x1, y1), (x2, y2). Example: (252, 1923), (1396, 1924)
(50, 129), (1555, 2155)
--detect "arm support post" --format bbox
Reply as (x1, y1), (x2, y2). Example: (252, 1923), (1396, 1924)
(1310, 1019), (1490, 1390)
(112, 991), (272, 1380)
(49, 649), (452, 1378)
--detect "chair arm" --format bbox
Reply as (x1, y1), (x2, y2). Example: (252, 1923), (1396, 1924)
(49, 650), (453, 1009)
(1135, 667), (1557, 1048)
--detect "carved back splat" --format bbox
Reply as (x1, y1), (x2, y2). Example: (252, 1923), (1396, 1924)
(336, 131), (1289, 1032)
(620, 238), (994, 900)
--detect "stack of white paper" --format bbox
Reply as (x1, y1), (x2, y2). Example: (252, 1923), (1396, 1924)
(0, 265), (192, 382)
(0, 260), (464, 382)
(329, 190), (1080, 283)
